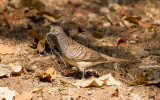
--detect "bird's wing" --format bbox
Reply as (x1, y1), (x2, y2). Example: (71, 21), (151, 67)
(65, 41), (106, 62)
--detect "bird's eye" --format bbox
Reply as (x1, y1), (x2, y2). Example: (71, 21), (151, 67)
(51, 29), (56, 32)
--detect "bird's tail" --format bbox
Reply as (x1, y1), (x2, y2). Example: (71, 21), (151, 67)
(100, 53), (140, 63)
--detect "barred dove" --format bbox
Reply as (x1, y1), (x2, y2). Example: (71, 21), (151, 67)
(46, 26), (140, 79)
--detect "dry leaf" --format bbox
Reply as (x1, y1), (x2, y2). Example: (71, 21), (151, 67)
(115, 37), (127, 47)
(128, 74), (148, 85)
(40, 67), (56, 82)
(72, 74), (121, 87)
(137, 21), (153, 28)
(74, 8), (91, 17)
(0, 87), (15, 100)
(3, 12), (14, 30)
(13, 7), (38, 18)
(111, 89), (119, 97)
(122, 15), (141, 24)
(37, 38), (46, 53)
(15, 92), (32, 100)
(0, 44), (14, 55)
(28, 29), (45, 53)
(0, 63), (22, 77)
(19, 0), (45, 12)
(43, 14), (55, 22)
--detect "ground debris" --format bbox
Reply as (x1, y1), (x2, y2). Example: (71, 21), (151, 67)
(40, 67), (56, 82)
(72, 74), (121, 87)
(0, 44), (14, 55)
(28, 29), (46, 53)
(0, 87), (15, 100)
(0, 63), (22, 77)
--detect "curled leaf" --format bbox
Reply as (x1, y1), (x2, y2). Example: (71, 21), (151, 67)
(128, 74), (148, 85)
(115, 37), (127, 47)
(28, 29), (45, 53)
(40, 67), (56, 82)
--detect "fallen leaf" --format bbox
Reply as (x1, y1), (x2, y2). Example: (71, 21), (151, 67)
(111, 89), (119, 97)
(13, 7), (38, 18)
(43, 14), (56, 22)
(122, 15), (141, 24)
(19, 0), (45, 12)
(72, 74), (121, 87)
(74, 8), (91, 17)
(115, 37), (127, 47)
(37, 38), (46, 53)
(15, 92), (32, 100)
(128, 74), (148, 85)
(0, 87), (15, 100)
(28, 29), (45, 53)
(3, 12), (14, 30)
(0, 63), (22, 77)
(0, 44), (14, 55)
(137, 20), (153, 28)
(40, 67), (56, 82)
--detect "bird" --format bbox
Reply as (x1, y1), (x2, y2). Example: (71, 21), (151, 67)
(46, 26), (140, 79)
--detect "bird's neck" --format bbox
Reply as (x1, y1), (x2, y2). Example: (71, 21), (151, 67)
(56, 32), (71, 53)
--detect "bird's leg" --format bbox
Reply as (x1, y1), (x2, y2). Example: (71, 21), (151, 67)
(82, 69), (85, 79)
(78, 67), (85, 79)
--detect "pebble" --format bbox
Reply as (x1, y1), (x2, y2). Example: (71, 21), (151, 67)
(153, 19), (160, 25)
(31, 65), (38, 70)
(129, 40), (137, 44)
(100, 7), (110, 13)
(103, 22), (111, 27)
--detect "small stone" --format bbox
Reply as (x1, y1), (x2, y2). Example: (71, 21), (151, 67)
(100, 7), (110, 13)
(103, 22), (111, 27)
(88, 13), (97, 18)
(31, 65), (37, 70)
(88, 91), (92, 95)
(130, 40), (137, 44)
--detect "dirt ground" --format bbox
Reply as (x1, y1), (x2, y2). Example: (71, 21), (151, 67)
(1, 0), (160, 100)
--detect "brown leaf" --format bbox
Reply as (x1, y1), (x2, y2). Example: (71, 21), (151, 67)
(111, 89), (119, 97)
(13, 7), (38, 18)
(72, 74), (121, 87)
(37, 38), (46, 53)
(74, 8), (91, 17)
(137, 21), (153, 28)
(0, 44), (14, 55)
(28, 29), (45, 53)
(43, 14), (55, 22)
(128, 74), (148, 85)
(3, 12), (14, 30)
(19, 0), (45, 12)
(40, 67), (56, 82)
(122, 16), (141, 24)
(115, 37), (127, 47)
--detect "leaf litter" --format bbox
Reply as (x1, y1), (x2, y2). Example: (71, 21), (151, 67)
(1, 0), (160, 100)
(72, 74), (121, 87)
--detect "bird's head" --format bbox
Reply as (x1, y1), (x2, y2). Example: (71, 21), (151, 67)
(46, 26), (63, 36)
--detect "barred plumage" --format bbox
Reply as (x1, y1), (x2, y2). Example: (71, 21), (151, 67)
(47, 26), (140, 79)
